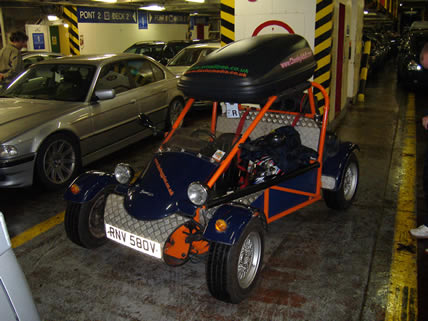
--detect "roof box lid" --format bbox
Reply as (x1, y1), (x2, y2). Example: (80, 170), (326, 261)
(178, 34), (317, 103)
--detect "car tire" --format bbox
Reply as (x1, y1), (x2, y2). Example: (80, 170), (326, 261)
(35, 133), (80, 190)
(166, 98), (184, 130)
(64, 189), (110, 249)
(323, 152), (359, 210)
(206, 218), (265, 303)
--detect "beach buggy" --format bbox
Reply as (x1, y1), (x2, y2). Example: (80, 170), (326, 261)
(64, 34), (359, 303)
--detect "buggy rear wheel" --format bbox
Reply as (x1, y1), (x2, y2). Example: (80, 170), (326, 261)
(323, 152), (359, 210)
(64, 190), (110, 248)
(206, 218), (264, 303)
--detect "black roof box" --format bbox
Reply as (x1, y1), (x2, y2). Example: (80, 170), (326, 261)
(178, 34), (317, 103)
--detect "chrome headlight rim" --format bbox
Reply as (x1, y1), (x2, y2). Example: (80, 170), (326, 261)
(187, 181), (209, 206)
(114, 163), (134, 185)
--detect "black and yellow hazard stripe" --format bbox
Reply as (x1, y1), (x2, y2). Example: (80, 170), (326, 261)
(220, 0), (234, 47)
(357, 40), (371, 102)
(63, 6), (80, 55)
(313, 0), (333, 114)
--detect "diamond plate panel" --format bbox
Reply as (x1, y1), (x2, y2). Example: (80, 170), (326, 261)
(216, 111), (321, 151)
(104, 194), (189, 249)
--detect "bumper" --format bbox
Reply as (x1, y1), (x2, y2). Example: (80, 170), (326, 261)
(0, 154), (35, 188)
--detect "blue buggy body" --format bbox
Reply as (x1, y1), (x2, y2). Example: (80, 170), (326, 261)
(64, 34), (359, 304)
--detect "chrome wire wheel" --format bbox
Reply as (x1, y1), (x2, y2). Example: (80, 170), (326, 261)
(237, 231), (262, 289)
(343, 161), (358, 201)
(88, 195), (107, 239)
(43, 139), (76, 185)
(168, 99), (184, 128)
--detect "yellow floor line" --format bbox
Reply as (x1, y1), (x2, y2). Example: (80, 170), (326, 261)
(11, 211), (65, 249)
(385, 93), (418, 320)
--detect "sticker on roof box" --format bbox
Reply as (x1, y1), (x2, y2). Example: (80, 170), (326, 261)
(280, 48), (313, 69)
(186, 64), (248, 78)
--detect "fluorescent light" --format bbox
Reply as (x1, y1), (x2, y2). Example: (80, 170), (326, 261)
(140, 5), (165, 11)
(364, 10), (369, 15)
(95, 0), (117, 3)
(47, 15), (58, 21)
(63, 23), (69, 28)
(186, 0), (205, 3)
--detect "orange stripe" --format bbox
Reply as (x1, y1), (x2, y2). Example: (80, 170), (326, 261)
(266, 196), (321, 224)
(271, 185), (317, 197)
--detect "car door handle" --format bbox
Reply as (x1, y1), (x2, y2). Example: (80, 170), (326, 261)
(130, 99), (137, 104)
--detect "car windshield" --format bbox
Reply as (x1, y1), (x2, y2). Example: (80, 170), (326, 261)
(3, 64), (96, 102)
(125, 44), (164, 60)
(168, 48), (215, 67)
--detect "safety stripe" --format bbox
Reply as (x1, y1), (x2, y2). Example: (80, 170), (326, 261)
(384, 93), (418, 321)
(220, 0), (234, 46)
(357, 40), (371, 102)
(314, 0), (333, 113)
(63, 6), (80, 55)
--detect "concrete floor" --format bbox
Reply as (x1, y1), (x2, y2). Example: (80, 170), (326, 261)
(1, 61), (427, 320)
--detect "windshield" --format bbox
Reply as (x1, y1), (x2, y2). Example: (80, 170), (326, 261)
(168, 48), (216, 67)
(3, 64), (96, 102)
(125, 44), (164, 60)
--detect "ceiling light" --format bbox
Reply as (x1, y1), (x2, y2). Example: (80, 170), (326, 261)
(364, 10), (369, 15)
(63, 23), (69, 28)
(95, 0), (117, 3)
(139, 5), (166, 11)
(186, 0), (205, 3)
(47, 15), (58, 21)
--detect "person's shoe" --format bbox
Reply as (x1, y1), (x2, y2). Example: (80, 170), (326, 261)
(409, 225), (428, 239)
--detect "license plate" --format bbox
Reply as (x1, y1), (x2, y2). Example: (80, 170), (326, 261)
(105, 223), (162, 259)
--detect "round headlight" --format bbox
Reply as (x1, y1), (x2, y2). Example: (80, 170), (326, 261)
(187, 182), (208, 206)
(114, 163), (134, 185)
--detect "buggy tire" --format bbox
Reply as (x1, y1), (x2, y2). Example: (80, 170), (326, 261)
(206, 218), (264, 303)
(64, 189), (110, 249)
(323, 152), (359, 210)
(166, 98), (184, 130)
(35, 133), (80, 190)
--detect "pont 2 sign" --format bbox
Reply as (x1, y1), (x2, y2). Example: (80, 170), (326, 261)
(77, 7), (137, 24)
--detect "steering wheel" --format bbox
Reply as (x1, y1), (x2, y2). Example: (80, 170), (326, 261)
(190, 129), (217, 142)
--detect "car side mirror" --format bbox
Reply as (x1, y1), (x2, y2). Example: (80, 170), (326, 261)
(94, 89), (116, 101)
(138, 113), (161, 135)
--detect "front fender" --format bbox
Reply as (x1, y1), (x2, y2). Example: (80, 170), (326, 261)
(64, 171), (118, 203)
(203, 205), (256, 245)
(322, 142), (359, 191)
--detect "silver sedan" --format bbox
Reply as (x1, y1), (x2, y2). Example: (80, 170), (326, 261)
(0, 53), (185, 189)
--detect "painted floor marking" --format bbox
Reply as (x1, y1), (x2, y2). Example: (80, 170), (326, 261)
(11, 211), (65, 249)
(385, 92), (418, 321)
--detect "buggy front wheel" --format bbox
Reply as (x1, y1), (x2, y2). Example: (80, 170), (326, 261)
(323, 152), (359, 210)
(206, 218), (265, 303)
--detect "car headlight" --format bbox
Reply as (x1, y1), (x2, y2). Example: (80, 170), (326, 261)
(187, 182), (208, 206)
(407, 60), (422, 71)
(0, 145), (18, 158)
(114, 163), (134, 184)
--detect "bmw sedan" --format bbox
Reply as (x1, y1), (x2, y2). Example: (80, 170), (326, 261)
(0, 53), (185, 189)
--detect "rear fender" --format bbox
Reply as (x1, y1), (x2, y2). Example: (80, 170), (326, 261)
(64, 171), (118, 203)
(203, 205), (260, 245)
(322, 142), (359, 191)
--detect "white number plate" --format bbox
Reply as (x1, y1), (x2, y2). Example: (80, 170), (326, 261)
(105, 223), (162, 259)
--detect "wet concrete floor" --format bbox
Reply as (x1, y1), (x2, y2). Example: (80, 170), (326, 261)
(1, 61), (427, 320)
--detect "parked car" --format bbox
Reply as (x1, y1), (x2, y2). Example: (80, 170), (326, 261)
(0, 211), (41, 321)
(22, 51), (63, 69)
(0, 53), (184, 189)
(64, 34), (359, 303)
(397, 23), (428, 87)
(124, 40), (199, 65)
(166, 42), (220, 76)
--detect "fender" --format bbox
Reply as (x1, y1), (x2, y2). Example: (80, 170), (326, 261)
(64, 171), (118, 203)
(322, 142), (359, 191)
(203, 204), (258, 245)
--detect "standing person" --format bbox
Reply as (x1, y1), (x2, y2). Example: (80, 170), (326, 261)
(0, 31), (28, 87)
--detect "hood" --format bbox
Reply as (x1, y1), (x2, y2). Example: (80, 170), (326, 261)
(124, 152), (218, 220)
(0, 98), (79, 142)
(167, 66), (189, 77)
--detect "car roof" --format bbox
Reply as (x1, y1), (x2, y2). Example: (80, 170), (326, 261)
(410, 21), (428, 31)
(35, 53), (150, 66)
(182, 42), (221, 49)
